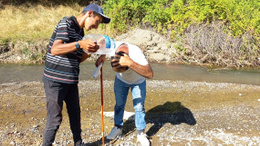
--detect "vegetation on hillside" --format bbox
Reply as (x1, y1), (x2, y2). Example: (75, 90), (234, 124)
(0, 0), (259, 68)
(105, 0), (259, 38)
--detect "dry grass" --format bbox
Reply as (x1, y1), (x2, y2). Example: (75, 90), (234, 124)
(0, 4), (111, 41)
(0, 4), (258, 68)
(180, 22), (260, 68)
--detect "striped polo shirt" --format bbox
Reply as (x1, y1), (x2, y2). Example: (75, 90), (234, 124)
(43, 16), (84, 84)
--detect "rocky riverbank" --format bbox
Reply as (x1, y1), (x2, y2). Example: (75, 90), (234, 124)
(1, 80), (260, 145)
(0, 29), (173, 64)
(1, 28), (260, 68)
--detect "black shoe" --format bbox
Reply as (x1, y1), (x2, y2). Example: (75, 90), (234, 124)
(75, 140), (88, 146)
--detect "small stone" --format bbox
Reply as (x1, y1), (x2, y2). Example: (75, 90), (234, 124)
(10, 141), (15, 145)
(33, 125), (39, 128)
(67, 140), (72, 144)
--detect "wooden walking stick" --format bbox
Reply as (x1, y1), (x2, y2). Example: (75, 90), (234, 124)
(100, 66), (105, 146)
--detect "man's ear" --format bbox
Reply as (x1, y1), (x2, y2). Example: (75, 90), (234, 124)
(85, 11), (93, 17)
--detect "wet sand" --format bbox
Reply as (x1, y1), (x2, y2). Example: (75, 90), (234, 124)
(0, 80), (260, 145)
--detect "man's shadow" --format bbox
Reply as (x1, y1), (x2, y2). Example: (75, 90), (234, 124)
(88, 101), (196, 145)
(123, 101), (196, 137)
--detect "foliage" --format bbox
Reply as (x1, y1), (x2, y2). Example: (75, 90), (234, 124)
(0, 0), (259, 67)
(103, 0), (153, 33)
(1, 0), (258, 40)
(102, 0), (259, 68)
(104, 0), (260, 39)
(0, 4), (82, 42)
(1, 0), (93, 6)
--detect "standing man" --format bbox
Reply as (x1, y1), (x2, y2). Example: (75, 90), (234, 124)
(42, 4), (110, 146)
(107, 42), (153, 146)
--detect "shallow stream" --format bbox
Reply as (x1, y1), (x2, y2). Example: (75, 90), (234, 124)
(0, 62), (259, 85)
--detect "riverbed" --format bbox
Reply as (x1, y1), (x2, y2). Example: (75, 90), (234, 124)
(0, 63), (260, 145)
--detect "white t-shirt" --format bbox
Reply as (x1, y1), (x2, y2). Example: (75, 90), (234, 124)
(115, 41), (148, 84)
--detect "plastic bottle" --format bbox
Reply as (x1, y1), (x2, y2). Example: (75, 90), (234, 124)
(82, 34), (116, 56)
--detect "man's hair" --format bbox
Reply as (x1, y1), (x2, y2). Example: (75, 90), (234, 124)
(118, 43), (128, 49)
(81, 4), (110, 23)
(81, 11), (100, 17)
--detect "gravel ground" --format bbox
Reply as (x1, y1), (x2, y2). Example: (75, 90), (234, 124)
(0, 80), (260, 146)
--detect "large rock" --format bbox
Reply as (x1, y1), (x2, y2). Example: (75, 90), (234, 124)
(115, 28), (173, 62)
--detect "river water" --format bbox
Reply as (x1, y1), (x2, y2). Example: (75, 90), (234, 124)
(0, 62), (260, 85)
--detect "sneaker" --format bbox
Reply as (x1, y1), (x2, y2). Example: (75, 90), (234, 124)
(106, 126), (122, 140)
(137, 133), (150, 146)
(74, 140), (88, 146)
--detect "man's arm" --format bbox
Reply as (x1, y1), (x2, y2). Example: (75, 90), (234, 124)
(81, 53), (91, 62)
(129, 61), (153, 79)
(95, 55), (106, 66)
(51, 39), (99, 56)
(119, 54), (153, 79)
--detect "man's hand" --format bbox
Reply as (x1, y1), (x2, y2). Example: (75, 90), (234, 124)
(79, 39), (99, 53)
(95, 55), (106, 67)
(118, 54), (132, 67)
(111, 53), (129, 73)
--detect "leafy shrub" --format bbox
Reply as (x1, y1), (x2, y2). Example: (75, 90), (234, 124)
(104, 0), (260, 39)
(102, 0), (259, 67)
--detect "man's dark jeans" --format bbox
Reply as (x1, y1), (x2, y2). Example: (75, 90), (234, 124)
(42, 78), (82, 146)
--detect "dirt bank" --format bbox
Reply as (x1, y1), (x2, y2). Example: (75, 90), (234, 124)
(0, 80), (260, 145)
(1, 28), (260, 68)
(0, 29), (172, 64)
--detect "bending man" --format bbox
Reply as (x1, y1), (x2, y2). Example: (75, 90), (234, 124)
(107, 42), (153, 146)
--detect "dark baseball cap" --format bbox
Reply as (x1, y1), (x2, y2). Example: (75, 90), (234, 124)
(82, 4), (111, 24)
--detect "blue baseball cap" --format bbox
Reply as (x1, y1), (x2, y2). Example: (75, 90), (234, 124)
(82, 4), (111, 24)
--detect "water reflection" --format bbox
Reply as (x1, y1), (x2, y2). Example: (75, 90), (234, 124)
(0, 63), (259, 85)
(151, 63), (260, 85)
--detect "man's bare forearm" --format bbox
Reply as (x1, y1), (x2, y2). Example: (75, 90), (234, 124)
(129, 62), (153, 79)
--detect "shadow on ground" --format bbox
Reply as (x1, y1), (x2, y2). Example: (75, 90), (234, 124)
(123, 101), (197, 137)
(89, 101), (196, 145)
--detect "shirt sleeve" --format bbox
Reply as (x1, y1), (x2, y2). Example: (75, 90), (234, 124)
(129, 44), (148, 66)
(55, 17), (71, 42)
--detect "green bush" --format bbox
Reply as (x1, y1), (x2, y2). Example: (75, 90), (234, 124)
(104, 0), (153, 33)
(1, 0), (259, 66)
(104, 0), (260, 39)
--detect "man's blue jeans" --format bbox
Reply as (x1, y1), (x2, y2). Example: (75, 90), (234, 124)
(114, 77), (147, 130)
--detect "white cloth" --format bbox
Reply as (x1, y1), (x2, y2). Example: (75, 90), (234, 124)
(115, 41), (148, 84)
(92, 62), (103, 79)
